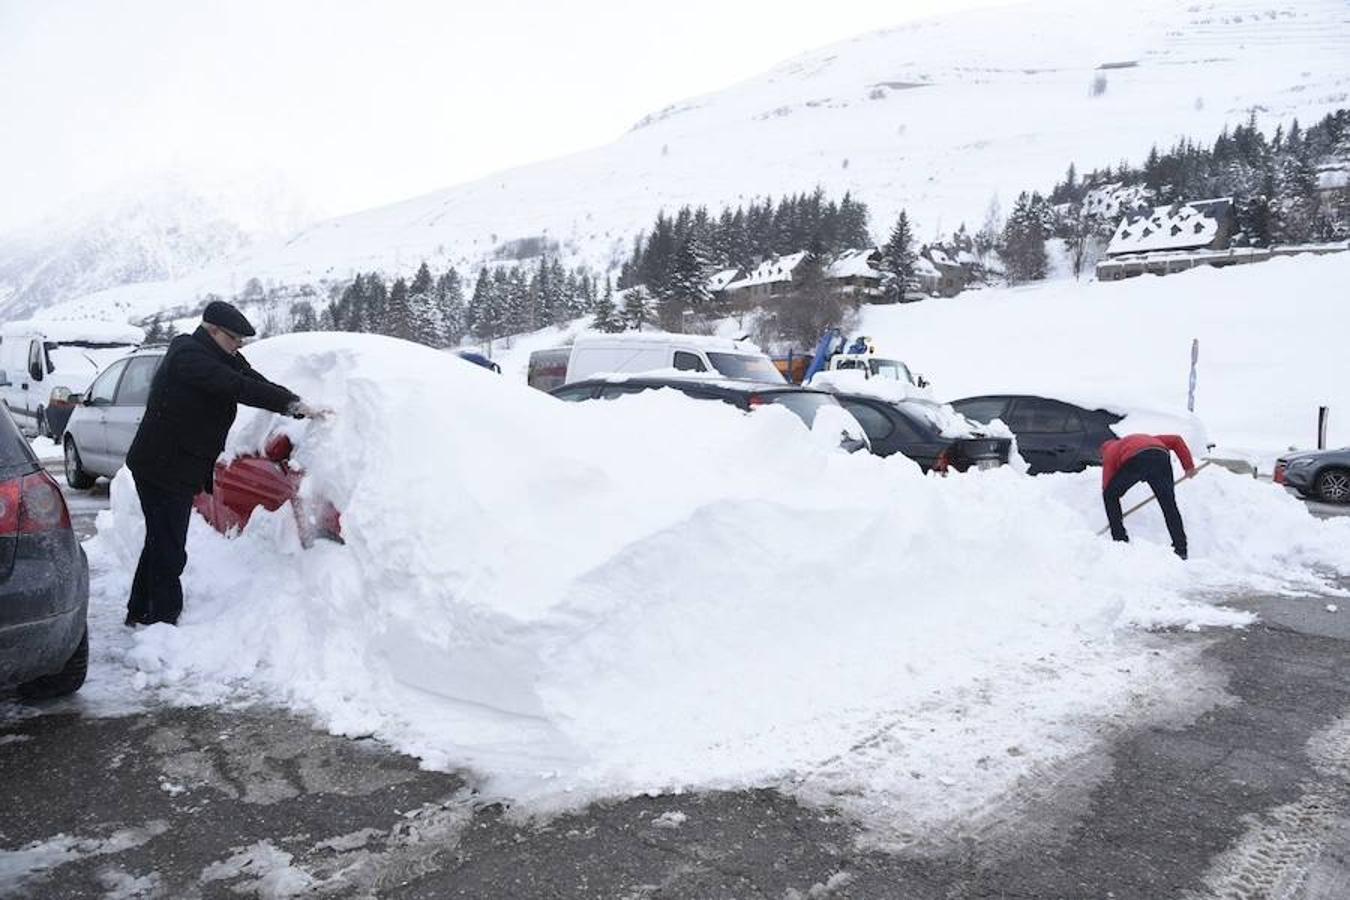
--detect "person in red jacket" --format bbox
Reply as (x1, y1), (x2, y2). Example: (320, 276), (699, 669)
(1101, 434), (1197, 559)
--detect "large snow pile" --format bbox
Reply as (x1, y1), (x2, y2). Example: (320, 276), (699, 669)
(864, 252), (1350, 465)
(85, 333), (1350, 843)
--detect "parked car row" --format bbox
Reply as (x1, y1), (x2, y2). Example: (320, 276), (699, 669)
(0, 320), (144, 440)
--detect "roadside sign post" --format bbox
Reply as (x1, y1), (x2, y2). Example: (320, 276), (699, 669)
(1318, 406), (1330, 450)
(1187, 338), (1199, 413)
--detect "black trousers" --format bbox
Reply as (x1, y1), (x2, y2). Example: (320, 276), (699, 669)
(127, 478), (196, 625)
(1103, 449), (1187, 556)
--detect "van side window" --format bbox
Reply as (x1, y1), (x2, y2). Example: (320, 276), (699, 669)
(673, 351), (707, 372)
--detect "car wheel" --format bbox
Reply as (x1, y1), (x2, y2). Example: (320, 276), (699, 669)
(18, 630), (88, 701)
(64, 438), (97, 490)
(1314, 468), (1350, 505)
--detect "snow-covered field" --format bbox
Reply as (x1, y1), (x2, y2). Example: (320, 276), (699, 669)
(73, 332), (1350, 846)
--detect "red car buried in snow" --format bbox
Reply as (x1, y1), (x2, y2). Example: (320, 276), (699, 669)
(192, 432), (342, 546)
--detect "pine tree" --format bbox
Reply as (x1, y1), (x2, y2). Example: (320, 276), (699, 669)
(880, 211), (917, 303)
(667, 237), (713, 313)
(621, 284), (653, 331)
(435, 269), (467, 345)
(1000, 192), (1050, 283)
(144, 318), (166, 343)
(290, 301), (318, 332)
(548, 258), (570, 326)
(470, 268), (503, 348)
(364, 274), (388, 333)
(384, 277), (412, 339)
(591, 283), (622, 333)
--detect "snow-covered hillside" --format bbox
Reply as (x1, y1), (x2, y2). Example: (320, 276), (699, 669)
(43, 0), (1350, 326)
(0, 170), (317, 321)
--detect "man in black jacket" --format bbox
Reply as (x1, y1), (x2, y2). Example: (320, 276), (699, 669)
(124, 301), (322, 626)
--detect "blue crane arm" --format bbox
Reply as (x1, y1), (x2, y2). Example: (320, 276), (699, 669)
(803, 328), (844, 382)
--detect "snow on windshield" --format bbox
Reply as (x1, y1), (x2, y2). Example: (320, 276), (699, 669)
(83, 333), (1350, 845)
(45, 345), (137, 386)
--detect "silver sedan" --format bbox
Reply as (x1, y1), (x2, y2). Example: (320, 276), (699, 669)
(62, 347), (166, 489)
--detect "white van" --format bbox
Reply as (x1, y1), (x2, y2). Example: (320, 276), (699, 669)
(0, 320), (145, 439)
(558, 333), (784, 386)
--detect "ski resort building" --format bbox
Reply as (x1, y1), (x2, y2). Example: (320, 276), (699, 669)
(716, 249), (883, 304)
(1097, 198), (1237, 280)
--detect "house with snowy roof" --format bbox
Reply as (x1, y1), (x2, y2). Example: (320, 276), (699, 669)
(1096, 198), (1236, 281)
(1095, 197), (1348, 280)
(721, 252), (808, 303)
(916, 245), (966, 297)
(705, 267), (742, 301)
(719, 248), (884, 304)
(825, 248), (883, 298)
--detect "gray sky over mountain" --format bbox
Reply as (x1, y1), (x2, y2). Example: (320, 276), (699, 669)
(0, 0), (1017, 232)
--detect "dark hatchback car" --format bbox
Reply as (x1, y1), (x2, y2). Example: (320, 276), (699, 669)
(951, 395), (1123, 474)
(1274, 447), (1350, 504)
(834, 394), (1011, 472)
(551, 376), (868, 452)
(0, 404), (89, 700)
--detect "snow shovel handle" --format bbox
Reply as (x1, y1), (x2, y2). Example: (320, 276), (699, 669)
(1096, 459), (1212, 537)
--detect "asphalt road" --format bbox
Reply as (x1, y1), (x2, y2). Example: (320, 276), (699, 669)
(2, 469), (1348, 898)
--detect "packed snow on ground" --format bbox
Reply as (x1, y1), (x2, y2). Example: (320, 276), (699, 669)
(862, 252), (1350, 469)
(79, 333), (1350, 845)
(28, 436), (62, 463)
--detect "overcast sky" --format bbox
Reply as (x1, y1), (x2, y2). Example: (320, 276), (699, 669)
(0, 0), (1017, 232)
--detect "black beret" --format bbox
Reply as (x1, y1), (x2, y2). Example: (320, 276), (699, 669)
(202, 300), (256, 337)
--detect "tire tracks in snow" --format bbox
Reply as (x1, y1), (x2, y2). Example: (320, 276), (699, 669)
(1185, 709), (1350, 900)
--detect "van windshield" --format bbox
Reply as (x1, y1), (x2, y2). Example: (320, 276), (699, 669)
(869, 359), (914, 384)
(47, 344), (138, 377)
(706, 352), (784, 383)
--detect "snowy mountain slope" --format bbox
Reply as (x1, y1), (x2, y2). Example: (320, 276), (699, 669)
(43, 0), (1350, 324)
(0, 170), (317, 321)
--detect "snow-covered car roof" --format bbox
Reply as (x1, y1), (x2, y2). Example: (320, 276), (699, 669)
(2, 318), (144, 345)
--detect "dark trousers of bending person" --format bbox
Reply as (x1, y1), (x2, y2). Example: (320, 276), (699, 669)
(1103, 448), (1188, 558)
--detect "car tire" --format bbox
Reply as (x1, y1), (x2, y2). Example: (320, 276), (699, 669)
(18, 630), (88, 701)
(1314, 468), (1350, 505)
(64, 438), (97, 490)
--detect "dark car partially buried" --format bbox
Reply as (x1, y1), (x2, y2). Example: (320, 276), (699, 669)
(0, 403), (89, 700)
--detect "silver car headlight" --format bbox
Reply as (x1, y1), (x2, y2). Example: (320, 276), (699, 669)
(1288, 458), (1315, 469)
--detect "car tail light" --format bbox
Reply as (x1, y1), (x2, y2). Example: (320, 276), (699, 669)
(1273, 463), (1286, 484)
(934, 449), (951, 475)
(0, 472), (72, 535)
(747, 394), (769, 409)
